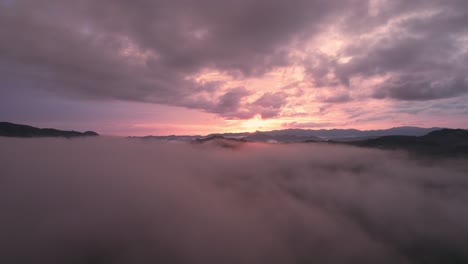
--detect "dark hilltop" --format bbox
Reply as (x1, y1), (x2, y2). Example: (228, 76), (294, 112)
(0, 122), (99, 138)
(347, 128), (468, 157)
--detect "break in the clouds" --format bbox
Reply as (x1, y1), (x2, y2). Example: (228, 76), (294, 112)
(1, 0), (468, 132)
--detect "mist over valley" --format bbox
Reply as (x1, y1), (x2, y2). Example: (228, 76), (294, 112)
(1, 137), (468, 263)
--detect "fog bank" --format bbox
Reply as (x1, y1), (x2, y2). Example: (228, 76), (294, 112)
(1, 137), (468, 264)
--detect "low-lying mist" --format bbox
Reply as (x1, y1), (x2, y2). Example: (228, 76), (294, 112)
(1, 137), (468, 264)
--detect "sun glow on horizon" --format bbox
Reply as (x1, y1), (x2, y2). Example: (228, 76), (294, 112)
(234, 115), (280, 132)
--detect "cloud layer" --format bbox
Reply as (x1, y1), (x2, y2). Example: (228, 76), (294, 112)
(1, 0), (468, 124)
(1, 137), (468, 263)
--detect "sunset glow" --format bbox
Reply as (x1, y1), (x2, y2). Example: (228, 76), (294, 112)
(1, 0), (468, 135)
(2, 2), (468, 263)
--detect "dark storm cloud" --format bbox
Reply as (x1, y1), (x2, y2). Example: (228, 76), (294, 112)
(1, 137), (468, 263)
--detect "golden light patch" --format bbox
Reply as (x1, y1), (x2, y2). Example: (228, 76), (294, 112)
(243, 115), (264, 131)
(237, 115), (283, 132)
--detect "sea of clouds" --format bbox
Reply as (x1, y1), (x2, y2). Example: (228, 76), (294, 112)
(1, 137), (468, 264)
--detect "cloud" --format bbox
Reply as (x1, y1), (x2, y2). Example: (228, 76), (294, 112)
(373, 75), (468, 100)
(212, 87), (254, 119)
(187, 90), (290, 119)
(306, 0), (468, 101)
(1, 0), (468, 121)
(322, 92), (352, 103)
(0, 0), (350, 108)
(251, 91), (289, 118)
(1, 137), (468, 263)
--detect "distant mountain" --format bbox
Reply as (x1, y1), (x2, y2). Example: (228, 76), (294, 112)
(129, 127), (468, 156)
(192, 135), (247, 149)
(237, 126), (442, 140)
(0, 122), (99, 138)
(348, 129), (468, 157)
(204, 126), (442, 143)
(242, 132), (322, 143)
(135, 127), (443, 143)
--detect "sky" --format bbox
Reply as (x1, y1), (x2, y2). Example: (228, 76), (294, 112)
(1, 0), (468, 135)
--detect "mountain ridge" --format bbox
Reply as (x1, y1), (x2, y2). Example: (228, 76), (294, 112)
(0, 122), (99, 138)
(346, 128), (468, 157)
(138, 126), (444, 142)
